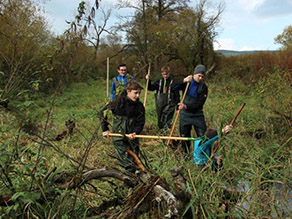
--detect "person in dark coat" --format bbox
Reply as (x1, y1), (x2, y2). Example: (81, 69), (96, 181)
(176, 64), (208, 155)
(100, 81), (145, 173)
(145, 66), (189, 129)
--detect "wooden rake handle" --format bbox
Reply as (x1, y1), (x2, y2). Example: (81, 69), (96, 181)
(166, 82), (190, 146)
(230, 103), (246, 126)
(108, 133), (197, 141)
(143, 63), (151, 107)
(212, 103), (246, 155)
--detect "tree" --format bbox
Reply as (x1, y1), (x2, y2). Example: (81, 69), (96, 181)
(66, 1), (112, 60)
(116, 0), (223, 74)
(117, 0), (191, 73)
(275, 25), (292, 49)
(170, 0), (224, 71)
(0, 0), (50, 100)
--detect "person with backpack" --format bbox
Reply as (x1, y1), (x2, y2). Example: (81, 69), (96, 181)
(110, 64), (135, 100)
(176, 64), (208, 155)
(145, 66), (190, 129)
(101, 81), (145, 173)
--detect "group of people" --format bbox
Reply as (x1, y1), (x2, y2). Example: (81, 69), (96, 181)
(100, 63), (232, 173)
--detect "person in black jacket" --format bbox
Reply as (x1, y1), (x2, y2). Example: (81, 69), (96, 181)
(145, 66), (189, 129)
(176, 64), (208, 155)
(100, 81), (145, 173)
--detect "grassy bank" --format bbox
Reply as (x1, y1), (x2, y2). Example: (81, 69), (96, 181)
(1, 67), (291, 217)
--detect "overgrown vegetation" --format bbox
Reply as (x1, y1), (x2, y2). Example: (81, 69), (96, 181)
(1, 47), (292, 217)
(1, 0), (291, 218)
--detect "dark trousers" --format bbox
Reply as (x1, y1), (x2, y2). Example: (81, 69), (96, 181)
(113, 138), (140, 173)
(156, 104), (176, 129)
(180, 123), (206, 155)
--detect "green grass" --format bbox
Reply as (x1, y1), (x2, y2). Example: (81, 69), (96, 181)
(1, 71), (291, 218)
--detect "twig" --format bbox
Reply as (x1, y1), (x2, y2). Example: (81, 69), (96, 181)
(30, 92), (58, 191)
(44, 166), (57, 181)
(187, 169), (207, 219)
(0, 163), (15, 193)
(31, 135), (92, 170)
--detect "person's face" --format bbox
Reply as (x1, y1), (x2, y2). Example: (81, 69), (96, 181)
(118, 66), (127, 76)
(127, 89), (141, 101)
(193, 73), (204, 83)
(161, 71), (170, 80)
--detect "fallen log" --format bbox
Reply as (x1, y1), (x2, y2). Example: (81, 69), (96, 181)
(53, 167), (137, 189)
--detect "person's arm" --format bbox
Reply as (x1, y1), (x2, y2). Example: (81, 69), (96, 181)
(100, 104), (110, 132)
(185, 84), (208, 111)
(194, 136), (219, 155)
(148, 79), (160, 91)
(172, 75), (192, 91)
(110, 80), (116, 100)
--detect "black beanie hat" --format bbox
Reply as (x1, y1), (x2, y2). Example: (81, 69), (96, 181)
(193, 64), (206, 75)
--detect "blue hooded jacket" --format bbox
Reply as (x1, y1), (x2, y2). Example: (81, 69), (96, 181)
(193, 135), (219, 165)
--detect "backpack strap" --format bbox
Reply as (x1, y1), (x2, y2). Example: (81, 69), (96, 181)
(157, 79), (162, 99)
(168, 80), (173, 103)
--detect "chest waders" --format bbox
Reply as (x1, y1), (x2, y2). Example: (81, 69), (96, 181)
(155, 79), (177, 129)
(179, 83), (207, 154)
(112, 115), (139, 173)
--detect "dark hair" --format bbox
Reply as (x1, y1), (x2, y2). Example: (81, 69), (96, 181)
(205, 128), (218, 139)
(126, 81), (143, 91)
(117, 64), (127, 70)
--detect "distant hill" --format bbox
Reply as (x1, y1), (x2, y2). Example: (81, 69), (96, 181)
(215, 49), (277, 56)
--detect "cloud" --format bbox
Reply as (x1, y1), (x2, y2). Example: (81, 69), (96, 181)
(253, 0), (292, 18)
(237, 0), (265, 11)
(214, 38), (237, 50)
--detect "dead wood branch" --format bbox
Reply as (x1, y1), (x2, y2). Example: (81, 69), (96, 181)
(153, 185), (179, 218)
(52, 166), (191, 218)
(53, 167), (137, 189)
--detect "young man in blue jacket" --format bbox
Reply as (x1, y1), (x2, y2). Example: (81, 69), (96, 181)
(110, 64), (135, 100)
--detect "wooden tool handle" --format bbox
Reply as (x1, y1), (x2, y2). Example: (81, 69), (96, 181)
(143, 62), (151, 107)
(166, 82), (190, 146)
(108, 133), (196, 141)
(230, 103), (246, 126)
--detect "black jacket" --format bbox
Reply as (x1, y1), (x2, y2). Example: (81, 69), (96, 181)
(100, 91), (145, 134)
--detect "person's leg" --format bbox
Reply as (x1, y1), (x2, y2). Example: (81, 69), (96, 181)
(194, 116), (207, 137)
(156, 95), (168, 129)
(163, 103), (176, 129)
(179, 122), (192, 155)
(156, 104), (164, 129)
(114, 140), (136, 172)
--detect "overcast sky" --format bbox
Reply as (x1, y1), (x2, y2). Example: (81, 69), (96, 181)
(43, 0), (292, 51)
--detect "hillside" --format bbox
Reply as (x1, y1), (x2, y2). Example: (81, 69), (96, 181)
(215, 49), (277, 56)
